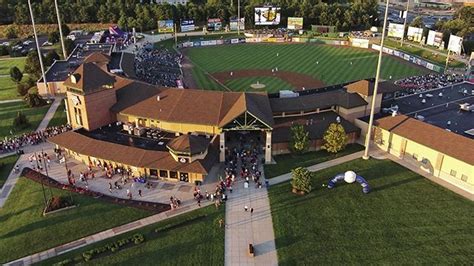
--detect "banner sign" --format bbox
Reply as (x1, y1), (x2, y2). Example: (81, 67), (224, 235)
(230, 17), (245, 31)
(158, 20), (174, 33)
(388, 23), (405, 38)
(181, 20), (195, 32)
(407, 26), (423, 42)
(427, 30), (443, 48)
(448, 34), (463, 54)
(254, 7), (281, 25)
(287, 17), (303, 30)
(207, 18), (222, 31)
(351, 38), (370, 49)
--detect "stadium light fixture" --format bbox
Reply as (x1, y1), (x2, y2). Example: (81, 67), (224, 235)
(55, 0), (68, 59)
(28, 0), (49, 96)
(362, 0), (390, 160)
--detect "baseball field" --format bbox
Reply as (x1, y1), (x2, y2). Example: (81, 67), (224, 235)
(184, 43), (429, 93)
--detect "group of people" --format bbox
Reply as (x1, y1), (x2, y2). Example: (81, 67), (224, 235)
(1, 124), (71, 155)
(394, 73), (465, 95)
(246, 28), (288, 38)
(135, 45), (183, 87)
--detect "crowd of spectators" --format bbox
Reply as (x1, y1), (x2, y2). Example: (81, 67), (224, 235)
(245, 28), (288, 38)
(1, 125), (72, 155)
(394, 73), (465, 96)
(135, 44), (183, 87)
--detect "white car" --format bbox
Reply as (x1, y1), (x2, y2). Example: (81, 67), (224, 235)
(42, 41), (53, 46)
(23, 40), (33, 45)
(1, 41), (9, 46)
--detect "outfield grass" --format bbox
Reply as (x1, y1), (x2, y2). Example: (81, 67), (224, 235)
(0, 178), (151, 263)
(225, 76), (293, 92)
(47, 99), (68, 127)
(384, 38), (465, 68)
(0, 154), (18, 188)
(264, 144), (364, 178)
(269, 158), (474, 264)
(0, 76), (19, 100)
(0, 57), (26, 75)
(39, 206), (225, 265)
(186, 44), (428, 91)
(0, 101), (50, 139)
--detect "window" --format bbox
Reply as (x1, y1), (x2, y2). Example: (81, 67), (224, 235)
(180, 172), (189, 182)
(159, 170), (168, 178)
(421, 158), (428, 164)
(412, 153), (418, 160)
(149, 169), (158, 176)
(170, 171), (178, 179)
(450, 170), (457, 177)
(461, 175), (468, 182)
(74, 107), (83, 126)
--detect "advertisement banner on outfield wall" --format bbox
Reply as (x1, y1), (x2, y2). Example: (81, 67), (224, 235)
(158, 20), (174, 33)
(180, 20), (195, 32)
(207, 18), (222, 31)
(231, 38), (239, 44)
(407, 26), (423, 43)
(388, 23), (405, 38)
(287, 17), (303, 30)
(351, 38), (370, 49)
(427, 30), (443, 48)
(448, 34), (463, 54)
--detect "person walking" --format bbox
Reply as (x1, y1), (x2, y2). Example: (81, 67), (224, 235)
(138, 189), (142, 197)
(244, 205), (248, 212)
(250, 208), (254, 215)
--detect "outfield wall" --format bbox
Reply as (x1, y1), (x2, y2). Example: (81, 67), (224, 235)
(372, 44), (444, 73)
(178, 37), (349, 48)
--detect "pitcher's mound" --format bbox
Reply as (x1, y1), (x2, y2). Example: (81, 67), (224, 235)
(250, 83), (266, 90)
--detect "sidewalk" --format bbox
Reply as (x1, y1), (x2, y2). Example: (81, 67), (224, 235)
(269, 151), (365, 186)
(6, 201), (212, 266)
(0, 97), (64, 207)
(225, 168), (278, 266)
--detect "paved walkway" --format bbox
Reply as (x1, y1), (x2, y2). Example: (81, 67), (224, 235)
(269, 151), (365, 186)
(0, 97), (63, 207)
(225, 165), (278, 266)
(6, 201), (212, 266)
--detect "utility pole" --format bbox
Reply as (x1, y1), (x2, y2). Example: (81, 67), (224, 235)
(400, 0), (409, 47)
(54, 0), (67, 59)
(28, 0), (49, 95)
(237, 0), (241, 36)
(363, 0), (390, 160)
(445, 49), (450, 74)
(174, 22), (178, 48)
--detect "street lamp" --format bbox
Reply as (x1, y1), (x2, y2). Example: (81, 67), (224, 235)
(362, 0), (390, 160)
(54, 0), (68, 59)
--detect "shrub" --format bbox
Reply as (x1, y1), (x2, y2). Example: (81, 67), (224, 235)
(322, 122), (348, 153)
(79, 233), (146, 261)
(17, 83), (29, 96)
(52, 258), (73, 266)
(10, 66), (23, 83)
(289, 124), (310, 154)
(291, 167), (312, 194)
(24, 93), (47, 108)
(12, 111), (30, 130)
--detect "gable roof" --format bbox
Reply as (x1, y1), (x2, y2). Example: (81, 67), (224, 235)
(83, 52), (111, 64)
(167, 134), (211, 155)
(345, 79), (401, 96)
(63, 62), (116, 94)
(376, 115), (474, 165)
(120, 89), (274, 128)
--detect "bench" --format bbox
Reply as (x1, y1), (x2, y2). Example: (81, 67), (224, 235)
(248, 244), (255, 257)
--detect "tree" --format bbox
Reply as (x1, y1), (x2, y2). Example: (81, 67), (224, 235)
(12, 111), (30, 130)
(24, 92), (47, 108)
(10, 66), (23, 83)
(45, 50), (60, 66)
(3, 24), (18, 39)
(48, 31), (60, 44)
(17, 83), (29, 96)
(64, 39), (75, 56)
(24, 51), (43, 79)
(289, 124), (310, 154)
(322, 123), (348, 153)
(291, 167), (312, 194)
(410, 16), (424, 28)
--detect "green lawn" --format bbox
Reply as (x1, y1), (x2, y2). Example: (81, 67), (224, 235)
(0, 101), (50, 138)
(0, 178), (152, 264)
(47, 99), (68, 127)
(186, 43), (429, 91)
(225, 76), (293, 93)
(0, 76), (19, 100)
(0, 154), (18, 188)
(264, 144), (364, 178)
(269, 158), (474, 265)
(39, 206), (225, 265)
(384, 38), (465, 68)
(0, 57), (26, 75)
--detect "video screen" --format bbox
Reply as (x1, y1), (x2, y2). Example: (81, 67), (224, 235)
(254, 7), (281, 25)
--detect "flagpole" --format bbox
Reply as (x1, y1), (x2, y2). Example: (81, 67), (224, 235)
(55, 0), (67, 59)
(28, 0), (49, 96)
(363, 0), (390, 160)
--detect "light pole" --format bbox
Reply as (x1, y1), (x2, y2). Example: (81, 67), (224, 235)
(362, 0), (390, 160)
(400, 0), (410, 47)
(54, 0), (67, 59)
(28, 0), (49, 95)
(237, 0), (241, 36)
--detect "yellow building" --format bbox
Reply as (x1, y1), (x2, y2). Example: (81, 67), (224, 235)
(374, 115), (474, 194)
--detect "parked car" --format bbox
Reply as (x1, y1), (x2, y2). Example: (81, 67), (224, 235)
(0, 41), (10, 46)
(23, 40), (34, 45)
(42, 41), (53, 46)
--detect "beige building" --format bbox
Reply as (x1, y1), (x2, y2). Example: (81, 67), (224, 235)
(374, 115), (474, 194)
